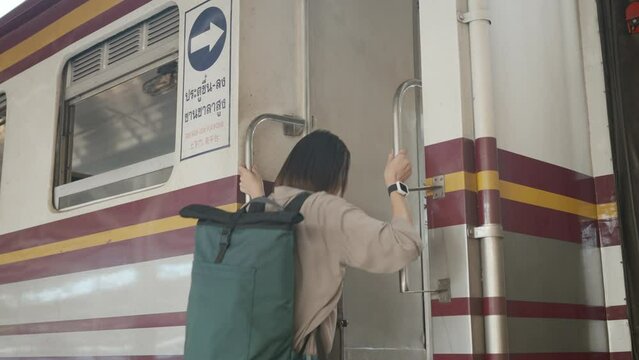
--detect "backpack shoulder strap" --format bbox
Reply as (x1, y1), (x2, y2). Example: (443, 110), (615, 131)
(284, 192), (312, 213)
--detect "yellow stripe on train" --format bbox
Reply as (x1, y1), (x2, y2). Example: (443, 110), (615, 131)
(425, 171), (617, 221)
(0, 0), (122, 72)
(0, 203), (241, 266)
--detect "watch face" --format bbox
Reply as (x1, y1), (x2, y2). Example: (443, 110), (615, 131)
(397, 182), (409, 195)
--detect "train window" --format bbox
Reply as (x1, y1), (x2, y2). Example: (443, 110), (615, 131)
(54, 6), (179, 209)
(0, 93), (5, 185)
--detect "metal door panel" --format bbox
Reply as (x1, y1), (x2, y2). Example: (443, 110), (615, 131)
(308, 0), (427, 358)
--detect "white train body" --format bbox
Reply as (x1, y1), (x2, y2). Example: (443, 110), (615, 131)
(0, 0), (633, 359)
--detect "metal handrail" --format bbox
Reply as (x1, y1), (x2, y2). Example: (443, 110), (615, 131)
(393, 79), (447, 297)
(244, 113), (306, 201)
(393, 79), (422, 155)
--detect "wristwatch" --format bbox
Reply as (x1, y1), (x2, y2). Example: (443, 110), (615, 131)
(387, 181), (409, 197)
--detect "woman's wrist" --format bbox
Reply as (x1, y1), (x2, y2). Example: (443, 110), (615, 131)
(252, 186), (265, 198)
(385, 177), (397, 187)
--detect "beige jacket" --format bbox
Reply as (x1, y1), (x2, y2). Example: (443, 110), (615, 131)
(268, 186), (423, 355)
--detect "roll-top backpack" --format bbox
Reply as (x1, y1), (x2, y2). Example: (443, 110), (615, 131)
(179, 192), (311, 360)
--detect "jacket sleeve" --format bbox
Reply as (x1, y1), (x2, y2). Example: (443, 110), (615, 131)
(313, 193), (423, 273)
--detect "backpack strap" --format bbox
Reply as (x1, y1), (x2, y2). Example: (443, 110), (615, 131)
(284, 192), (312, 213)
(242, 196), (283, 213)
(214, 211), (242, 264)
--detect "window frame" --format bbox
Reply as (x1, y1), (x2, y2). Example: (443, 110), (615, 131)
(54, 6), (179, 210)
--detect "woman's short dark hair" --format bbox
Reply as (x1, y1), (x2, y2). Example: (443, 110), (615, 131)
(275, 130), (350, 195)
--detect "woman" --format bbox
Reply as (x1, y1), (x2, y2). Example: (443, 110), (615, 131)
(239, 130), (422, 359)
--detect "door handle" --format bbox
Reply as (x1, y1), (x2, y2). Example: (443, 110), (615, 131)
(393, 79), (450, 302)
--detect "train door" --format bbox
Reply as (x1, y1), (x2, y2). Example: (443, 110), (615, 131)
(308, 1), (430, 359)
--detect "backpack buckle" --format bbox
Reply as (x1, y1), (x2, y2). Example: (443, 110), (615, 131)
(214, 227), (234, 263)
(214, 241), (229, 264)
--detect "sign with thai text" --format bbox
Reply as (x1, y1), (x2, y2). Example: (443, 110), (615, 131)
(181, 0), (232, 160)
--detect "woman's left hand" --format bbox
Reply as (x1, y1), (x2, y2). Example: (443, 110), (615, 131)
(239, 165), (265, 198)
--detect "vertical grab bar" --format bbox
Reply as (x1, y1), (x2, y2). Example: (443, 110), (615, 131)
(244, 113), (307, 201)
(394, 79), (426, 294)
(393, 80), (448, 299)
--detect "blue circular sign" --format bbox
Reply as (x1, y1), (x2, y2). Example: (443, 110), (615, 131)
(188, 7), (227, 71)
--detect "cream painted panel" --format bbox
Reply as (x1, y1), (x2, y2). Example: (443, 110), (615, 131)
(237, 0), (305, 182)
(0, 255), (192, 325)
(503, 232), (605, 306)
(579, 0), (614, 177)
(508, 318), (608, 353)
(490, 0), (593, 175)
(601, 245), (627, 307)
(431, 315), (474, 354)
(0, 0), (241, 234)
(608, 319), (632, 353)
(0, 327), (184, 356)
(428, 225), (472, 298)
(420, 0), (474, 145)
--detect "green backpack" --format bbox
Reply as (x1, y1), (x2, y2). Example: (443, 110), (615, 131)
(180, 192), (311, 360)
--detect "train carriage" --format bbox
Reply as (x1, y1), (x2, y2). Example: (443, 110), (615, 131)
(0, 0), (636, 359)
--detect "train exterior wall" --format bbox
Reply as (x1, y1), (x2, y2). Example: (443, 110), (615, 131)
(420, 0), (631, 359)
(0, 0), (632, 359)
(0, 0), (245, 356)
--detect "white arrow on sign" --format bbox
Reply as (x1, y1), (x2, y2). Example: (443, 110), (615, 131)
(190, 22), (225, 53)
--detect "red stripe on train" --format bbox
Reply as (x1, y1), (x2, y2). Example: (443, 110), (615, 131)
(0, 0), (90, 53)
(475, 137), (498, 171)
(606, 305), (628, 321)
(434, 354), (630, 360)
(0, 357), (182, 360)
(428, 192), (604, 246)
(432, 297), (622, 321)
(0, 0), (53, 38)
(425, 138), (475, 176)
(427, 190), (477, 229)
(500, 198), (596, 245)
(0, 176), (239, 254)
(0, 312), (185, 336)
(425, 138), (610, 204)
(499, 150), (597, 204)
(0, 0), (152, 84)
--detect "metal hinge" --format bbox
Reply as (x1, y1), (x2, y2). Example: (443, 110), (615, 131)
(401, 277), (451, 303)
(432, 278), (451, 303)
(457, 10), (492, 24)
(410, 175), (445, 199)
(283, 114), (307, 136)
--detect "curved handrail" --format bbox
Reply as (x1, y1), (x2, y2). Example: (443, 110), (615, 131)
(244, 114), (306, 201)
(393, 79), (422, 155)
(393, 79), (447, 297)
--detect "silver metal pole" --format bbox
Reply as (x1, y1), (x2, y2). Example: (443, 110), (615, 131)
(465, 0), (509, 355)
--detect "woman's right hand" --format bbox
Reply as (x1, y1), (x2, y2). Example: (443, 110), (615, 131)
(239, 165), (265, 198)
(384, 150), (412, 186)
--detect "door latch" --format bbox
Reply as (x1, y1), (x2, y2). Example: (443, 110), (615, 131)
(409, 175), (445, 199)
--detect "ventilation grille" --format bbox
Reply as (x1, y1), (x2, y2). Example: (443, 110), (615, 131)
(107, 27), (142, 65)
(147, 7), (179, 46)
(67, 6), (179, 85)
(70, 47), (103, 83)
